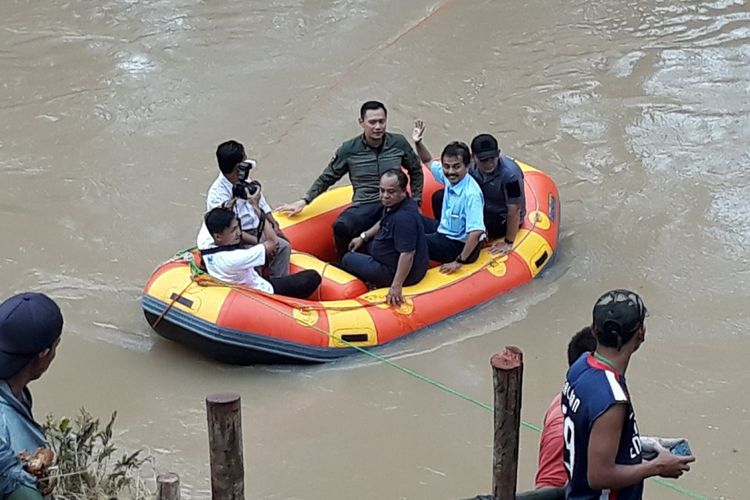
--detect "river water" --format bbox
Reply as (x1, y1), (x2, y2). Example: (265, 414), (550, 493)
(2, 0), (748, 498)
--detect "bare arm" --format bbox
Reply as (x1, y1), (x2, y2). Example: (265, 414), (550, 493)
(412, 120), (433, 165)
(240, 231), (259, 245)
(265, 212), (287, 240)
(460, 230), (483, 262)
(440, 230), (483, 274)
(248, 191), (278, 254)
(392, 251), (415, 288)
(348, 221), (381, 252)
(401, 136), (424, 204)
(505, 204), (522, 242)
(588, 404), (694, 490)
(386, 251), (415, 305)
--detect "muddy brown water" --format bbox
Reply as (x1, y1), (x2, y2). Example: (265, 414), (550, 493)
(1, 0), (748, 498)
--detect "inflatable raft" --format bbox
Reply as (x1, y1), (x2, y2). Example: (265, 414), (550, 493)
(142, 161), (560, 363)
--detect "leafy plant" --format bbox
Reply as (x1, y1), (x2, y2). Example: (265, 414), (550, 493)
(43, 408), (155, 499)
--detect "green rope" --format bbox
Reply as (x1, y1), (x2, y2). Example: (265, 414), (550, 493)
(175, 251), (706, 499)
(324, 333), (707, 498)
(649, 478), (707, 499)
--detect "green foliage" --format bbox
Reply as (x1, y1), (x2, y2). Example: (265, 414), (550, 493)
(43, 408), (155, 500)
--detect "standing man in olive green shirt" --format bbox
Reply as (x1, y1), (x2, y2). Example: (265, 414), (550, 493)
(278, 101), (423, 258)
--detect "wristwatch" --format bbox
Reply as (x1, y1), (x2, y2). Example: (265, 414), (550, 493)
(360, 232), (368, 242)
(504, 237), (514, 245)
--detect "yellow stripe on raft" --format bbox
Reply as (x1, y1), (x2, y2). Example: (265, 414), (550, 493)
(290, 252), (358, 286)
(361, 251), (509, 304)
(516, 160), (541, 174)
(273, 187), (353, 230)
(513, 229), (553, 278)
(324, 300), (378, 348)
(148, 267), (231, 323)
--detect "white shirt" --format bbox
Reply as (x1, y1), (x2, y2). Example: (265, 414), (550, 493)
(197, 224), (274, 294)
(206, 174), (272, 231)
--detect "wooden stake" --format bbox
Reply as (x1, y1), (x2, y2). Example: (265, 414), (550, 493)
(206, 392), (245, 500)
(490, 346), (524, 500)
(156, 472), (180, 500)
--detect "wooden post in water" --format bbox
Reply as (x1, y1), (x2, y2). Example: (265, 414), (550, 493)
(490, 346), (524, 500)
(206, 392), (245, 500)
(156, 472), (180, 500)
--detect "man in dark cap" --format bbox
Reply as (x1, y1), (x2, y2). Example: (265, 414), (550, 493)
(562, 290), (695, 500)
(466, 133), (526, 255)
(0, 292), (63, 499)
(414, 124), (525, 256)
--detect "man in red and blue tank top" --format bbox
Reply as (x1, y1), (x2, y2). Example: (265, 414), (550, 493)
(563, 289), (695, 500)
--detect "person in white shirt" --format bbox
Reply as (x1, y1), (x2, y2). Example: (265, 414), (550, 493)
(200, 140), (291, 278)
(200, 207), (321, 299)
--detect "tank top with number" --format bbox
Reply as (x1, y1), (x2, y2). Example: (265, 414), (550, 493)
(562, 353), (643, 500)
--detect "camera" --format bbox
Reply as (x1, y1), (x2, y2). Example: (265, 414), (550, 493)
(232, 180), (261, 199)
(232, 160), (261, 200)
(236, 160), (255, 183)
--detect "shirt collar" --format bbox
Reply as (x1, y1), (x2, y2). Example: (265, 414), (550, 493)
(470, 163), (501, 181)
(359, 132), (391, 150)
(217, 173), (233, 189)
(384, 196), (412, 214)
(586, 352), (623, 377)
(446, 174), (471, 194)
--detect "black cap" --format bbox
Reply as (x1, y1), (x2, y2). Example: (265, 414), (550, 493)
(470, 134), (500, 161)
(0, 293), (63, 379)
(593, 289), (648, 347)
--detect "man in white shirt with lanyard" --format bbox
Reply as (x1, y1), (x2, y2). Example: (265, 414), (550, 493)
(199, 206), (321, 299)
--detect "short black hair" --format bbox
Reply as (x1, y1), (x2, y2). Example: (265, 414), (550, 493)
(567, 326), (596, 366)
(381, 169), (408, 191)
(360, 101), (387, 119)
(216, 140), (245, 175)
(440, 141), (471, 166)
(204, 207), (236, 235)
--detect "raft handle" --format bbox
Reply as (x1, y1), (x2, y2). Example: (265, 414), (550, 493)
(341, 333), (369, 343)
(534, 251), (549, 269)
(170, 292), (194, 309)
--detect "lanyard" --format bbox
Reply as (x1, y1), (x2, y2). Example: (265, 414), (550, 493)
(593, 352), (619, 372)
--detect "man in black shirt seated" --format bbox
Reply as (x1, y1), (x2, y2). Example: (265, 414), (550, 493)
(341, 170), (429, 306)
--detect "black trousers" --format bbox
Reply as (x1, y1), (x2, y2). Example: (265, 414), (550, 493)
(268, 270), (321, 299)
(332, 201), (383, 258)
(424, 231), (481, 263)
(431, 189), (508, 240)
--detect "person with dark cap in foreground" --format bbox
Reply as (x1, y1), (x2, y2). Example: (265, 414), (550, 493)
(0, 292), (63, 500)
(562, 290), (695, 500)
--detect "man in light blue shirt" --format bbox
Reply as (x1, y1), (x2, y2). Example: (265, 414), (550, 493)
(413, 121), (486, 274)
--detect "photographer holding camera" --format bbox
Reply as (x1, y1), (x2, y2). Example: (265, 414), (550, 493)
(199, 140), (291, 278)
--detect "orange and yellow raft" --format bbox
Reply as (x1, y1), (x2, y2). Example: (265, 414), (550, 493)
(142, 162), (560, 363)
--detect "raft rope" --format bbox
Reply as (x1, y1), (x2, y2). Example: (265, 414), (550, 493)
(156, 263), (707, 499)
(150, 278), (195, 330)
(160, 194), (705, 498)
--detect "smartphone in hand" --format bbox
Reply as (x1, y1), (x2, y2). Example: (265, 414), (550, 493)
(670, 441), (692, 457)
